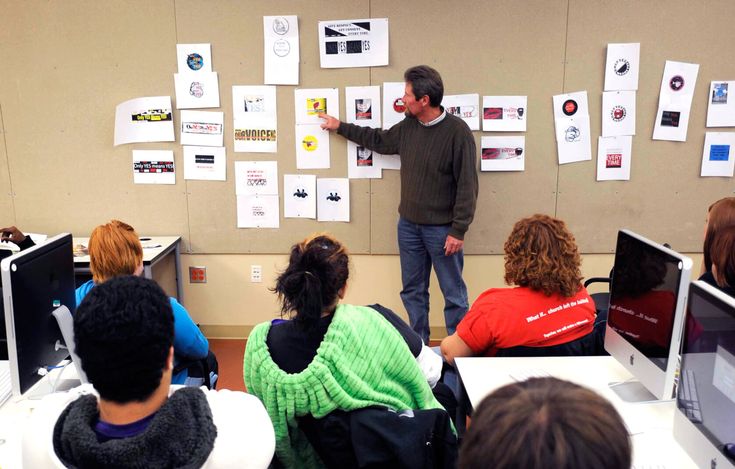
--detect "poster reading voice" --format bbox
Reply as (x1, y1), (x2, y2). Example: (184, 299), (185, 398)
(232, 85), (277, 153)
(318, 18), (389, 68)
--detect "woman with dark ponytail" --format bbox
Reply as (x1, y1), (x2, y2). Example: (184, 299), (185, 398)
(244, 234), (451, 467)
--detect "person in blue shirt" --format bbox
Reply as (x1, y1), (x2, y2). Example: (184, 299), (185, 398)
(75, 220), (209, 384)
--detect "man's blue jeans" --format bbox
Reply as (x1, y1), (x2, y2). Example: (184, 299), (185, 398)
(398, 217), (469, 344)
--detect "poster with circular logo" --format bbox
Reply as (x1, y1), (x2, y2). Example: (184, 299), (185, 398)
(187, 53), (204, 71)
(302, 135), (318, 151)
(562, 99), (578, 116)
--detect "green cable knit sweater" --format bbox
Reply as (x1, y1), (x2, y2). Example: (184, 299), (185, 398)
(244, 304), (444, 468)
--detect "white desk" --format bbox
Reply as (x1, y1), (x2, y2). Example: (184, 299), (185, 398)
(455, 356), (698, 469)
(73, 235), (183, 302)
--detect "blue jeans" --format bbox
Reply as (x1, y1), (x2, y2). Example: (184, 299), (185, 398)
(398, 217), (469, 344)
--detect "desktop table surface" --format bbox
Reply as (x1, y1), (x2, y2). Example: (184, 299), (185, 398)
(72, 235), (181, 265)
(454, 355), (698, 469)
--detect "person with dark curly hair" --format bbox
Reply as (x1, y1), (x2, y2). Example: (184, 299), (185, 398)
(441, 214), (596, 363)
(459, 377), (631, 469)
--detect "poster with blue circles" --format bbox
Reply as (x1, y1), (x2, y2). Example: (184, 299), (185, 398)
(176, 43), (212, 73)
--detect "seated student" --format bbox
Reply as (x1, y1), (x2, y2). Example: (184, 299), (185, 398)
(76, 220), (210, 385)
(22, 276), (275, 468)
(700, 225), (735, 297)
(441, 214), (596, 364)
(0, 225), (36, 359)
(701, 196), (735, 276)
(244, 233), (454, 468)
(459, 377), (630, 469)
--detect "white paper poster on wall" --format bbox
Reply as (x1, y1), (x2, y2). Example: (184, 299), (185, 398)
(701, 132), (735, 177)
(234, 161), (278, 196)
(482, 96), (527, 132)
(183, 146), (226, 181)
(480, 136), (525, 172)
(601, 91), (636, 137)
(237, 194), (280, 228)
(174, 72), (220, 109)
(232, 85), (278, 153)
(317, 178), (350, 222)
(132, 150), (175, 185)
(294, 88), (339, 125)
(283, 174), (316, 218)
(114, 96), (175, 146)
(318, 18), (389, 68)
(552, 91), (589, 121)
(604, 43), (640, 91)
(706, 81), (735, 127)
(345, 86), (381, 128)
(555, 115), (592, 165)
(443, 94), (480, 131)
(382, 82), (407, 129)
(652, 60), (699, 141)
(264, 15), (299, 85)
(596, 136), (632, 181)
(296, 124), (330, 169)
(176, 43), (212, 73)
(347, 141), (382, 179)
(180, 110), (224, 147)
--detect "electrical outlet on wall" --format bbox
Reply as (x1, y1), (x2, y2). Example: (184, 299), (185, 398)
(251, 265), (262, 283)
(189, 266), (207, 284)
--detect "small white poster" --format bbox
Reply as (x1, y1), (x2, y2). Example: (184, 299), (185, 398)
(347, 141), (382, 179)
(604, 43), (640, 91)
(318, 18), (389, 68)
(176, 43), (212, 73)
(114, 96), (175, 146)
(234, 160), (278, 195)
(317, 178), (350, 222)
(701, 132), (735, 177)
(264, 16), (299, 85)
(283, 174), (316, 218)
(180, 110), (224, 147)
(482, 96), (527, 132)
(174, 72), (220, 109)
(706, 81), (735, 127)
(555, 115), (592, 165)
(183, 146), (226, 181)
(596, 136), (632, 181)
(132, 150), (175, 185)
(602, 91), (636, 137)
(382, 82), (407, 129)
(480, 136), (525, 172)
(296, 125), (330, 169)
(294, 88), (339, 125)
(552, 91), (589, 120)
(232, 85), (277, 121)
(443, 94), (480, 131)
(652, 60), (699, 142)
(345, 86), (381, 128)
(237, 194), (280, 228)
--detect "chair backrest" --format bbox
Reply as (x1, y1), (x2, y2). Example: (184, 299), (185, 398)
(52, 305), (88, 383)
(495, 329), (605, 357)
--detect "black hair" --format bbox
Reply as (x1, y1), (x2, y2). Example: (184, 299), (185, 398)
(404, 65), (444, 107)
(272, 233), (349, 329)
(74, 275), (174, 403)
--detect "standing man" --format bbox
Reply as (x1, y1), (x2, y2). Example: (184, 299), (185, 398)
(319, 65), (478, 343)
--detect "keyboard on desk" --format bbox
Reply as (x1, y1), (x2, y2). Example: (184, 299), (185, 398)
(678, 369), (702, 423)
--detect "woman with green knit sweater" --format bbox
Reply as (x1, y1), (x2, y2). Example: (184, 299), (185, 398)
(244, 233), (448, 468)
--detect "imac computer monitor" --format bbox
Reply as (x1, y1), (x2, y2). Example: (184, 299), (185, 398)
(0, 233), (76, 396)
(674, 280), (735, 469)
(604, 229), (692, 401)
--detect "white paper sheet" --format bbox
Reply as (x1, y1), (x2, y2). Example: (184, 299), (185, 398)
(706, 81), (735, 127)
(482, 96), (527, 132)
(347, 141), (382, 178)
(132, 150), (175, 185)
(552, 91), (589, 120)
(555, 115), (592, 164)
(180, 110), (224, 147)
(318, 18), (389, 68)
(264, 16), (299, 85)
(701, 132), (735, 177)
(237, 194), (280, 228)
(176, 43), (212, 73)
(602, 91), (636, 137)
(183, 146), (226, 181)
(296, 124), (330, 169)
(114, 96), (175, 146)
(596, 136), (632, 181)
(382, 82), (407, 129)
(317, 178), (350, 222)
(375, 153), (401, 170)
(652, 60), (699, 141)
(283, 174), (316, 218)
(443, 94), (480, 131)
(232, 85), (278, 153)
(234, 160), (278, 195)
(604, 43), (640, 91)
(174, 72), (220, 109)
(294, 88), (339, 125)
(480, 136), (525, 172)
(345, 86), (381, 128)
